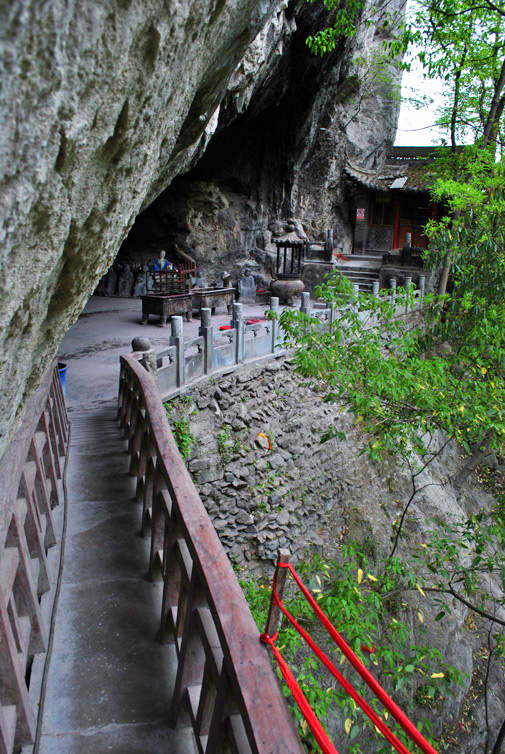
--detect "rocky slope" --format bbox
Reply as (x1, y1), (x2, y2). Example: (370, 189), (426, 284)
(0, 0), (402, 454)
(169, 358), (504, 753)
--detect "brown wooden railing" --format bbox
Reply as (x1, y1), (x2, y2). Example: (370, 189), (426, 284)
(0, 363), (68, 754)
(118, 353), (303, 754)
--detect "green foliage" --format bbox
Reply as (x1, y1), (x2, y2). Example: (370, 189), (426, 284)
(306, 0), (505, 152)
(172, 418), (194, 462)
(270, 272), (505, 744)
(217, 425), (244, 464)
(241, 548), (465, 752)
(278, 272), (505, 465)
(320, 425), (346, 444)
(164, 399), (196, 461)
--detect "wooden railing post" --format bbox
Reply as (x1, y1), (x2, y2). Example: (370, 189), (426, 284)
(0, 363), (68, 754)
(264, 549), (290, 639)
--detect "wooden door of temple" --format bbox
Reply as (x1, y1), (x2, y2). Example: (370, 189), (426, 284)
(394, 197), (434, 249)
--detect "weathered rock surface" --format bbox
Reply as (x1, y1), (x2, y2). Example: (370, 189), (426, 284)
(121, 1), (403, 282)
(0, 0), (402, 453)
(0, 0), (278, 451)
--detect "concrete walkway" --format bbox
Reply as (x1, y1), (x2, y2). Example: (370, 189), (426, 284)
(58, 296), (273, 412)
(35, 406), (197, 754)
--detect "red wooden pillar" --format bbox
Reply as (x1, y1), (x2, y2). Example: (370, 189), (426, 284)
(392, 199), (400, 249)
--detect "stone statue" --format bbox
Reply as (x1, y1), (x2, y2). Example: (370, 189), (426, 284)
(118, 263), (134, 297)
(192, 270), (208, 289)
(238, 267), (256, 303)
(149, 249), (173, 271)
(133, 264), (149, 297)
(220, 270), (231, 288)
(105, 264), (118, 296)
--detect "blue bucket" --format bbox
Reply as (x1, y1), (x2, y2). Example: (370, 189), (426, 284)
(58, 362), (68, 398)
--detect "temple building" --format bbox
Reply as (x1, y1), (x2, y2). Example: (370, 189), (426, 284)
(346, 146), (441, 255)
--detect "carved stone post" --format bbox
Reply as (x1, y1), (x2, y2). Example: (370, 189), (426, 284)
(419, 274), (426, 305)
(170, 316), (185, 387)
(270, 297), (280, 352)
(389, 277), (397, 305)
(132, 336), (157, 375)
(372, 280), (379, 297)
(405, 276), (412, 313)
(328, 300), (335, 325)
(232, 302), (244, 364)
(300, 291), (310, 315)
(199, 308), (213, 374)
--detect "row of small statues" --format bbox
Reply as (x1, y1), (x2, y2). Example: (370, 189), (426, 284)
(96, 250), (257, 301)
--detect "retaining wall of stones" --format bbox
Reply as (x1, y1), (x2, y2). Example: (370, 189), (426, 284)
(166, 356), (395, 574)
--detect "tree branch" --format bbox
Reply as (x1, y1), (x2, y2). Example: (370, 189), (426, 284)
(384, 586), (505, 626)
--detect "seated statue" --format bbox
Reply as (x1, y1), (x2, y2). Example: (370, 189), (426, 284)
(192, 270), (208, 289)
(238, 267), (256, 303)
(149, 249), (173, 271)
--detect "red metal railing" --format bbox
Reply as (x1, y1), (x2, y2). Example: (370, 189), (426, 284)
(118, 353), (303, 754)
(262, 551), (438, 754)
(0, 363), (68, 753)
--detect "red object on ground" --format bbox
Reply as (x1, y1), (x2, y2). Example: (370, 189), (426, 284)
(219, 324), (232, 330)
(246, 317), (266, 325)
(262, 563), (438, 754)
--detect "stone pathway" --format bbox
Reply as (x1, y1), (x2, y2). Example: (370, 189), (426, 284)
(33, 406), (196, 754)
(58, 296), (273, 412)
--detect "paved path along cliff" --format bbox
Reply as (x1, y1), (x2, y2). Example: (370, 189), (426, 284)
(33, 405), (196, 754)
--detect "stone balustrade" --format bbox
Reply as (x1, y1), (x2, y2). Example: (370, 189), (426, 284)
(133, 281), (425, 402)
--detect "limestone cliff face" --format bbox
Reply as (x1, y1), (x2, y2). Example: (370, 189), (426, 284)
(124, 1), (402, 279)
(0, 0), (401, 453)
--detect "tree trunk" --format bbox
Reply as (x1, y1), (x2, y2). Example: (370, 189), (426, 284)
(483, 56), (505, 148)
(438, 252), (452, 296)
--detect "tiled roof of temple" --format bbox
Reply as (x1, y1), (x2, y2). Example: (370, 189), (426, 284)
(345, 146), (440, 193)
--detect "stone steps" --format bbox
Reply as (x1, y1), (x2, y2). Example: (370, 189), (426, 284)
(334, 266), (380, 292)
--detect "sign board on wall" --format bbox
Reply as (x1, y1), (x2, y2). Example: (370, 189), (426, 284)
(356, 208), (365, 220)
